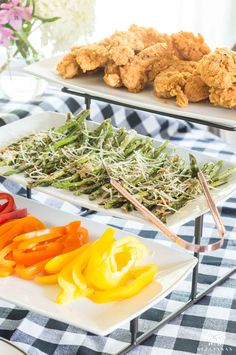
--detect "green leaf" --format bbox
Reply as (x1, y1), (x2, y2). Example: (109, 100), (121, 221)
(34, 15), (60, 24)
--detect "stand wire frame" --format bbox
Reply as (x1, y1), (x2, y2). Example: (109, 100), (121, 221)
(22, 89), (236, 354)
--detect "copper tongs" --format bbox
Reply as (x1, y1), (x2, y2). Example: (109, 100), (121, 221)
(189, 154), (225, 237)
(111, 166), (225, 253)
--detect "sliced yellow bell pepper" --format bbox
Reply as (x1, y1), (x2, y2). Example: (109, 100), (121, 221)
(45, 243), (90, 274)
(56, 257), (81, 304)
(89, 264), (158, 303)
(72, 244), (92, 291)
(54, 228), (158, 305)
(34, 273), (59, 285)
(84, 229), (147, 290)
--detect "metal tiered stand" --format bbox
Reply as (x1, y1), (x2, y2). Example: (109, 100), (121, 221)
(23, 87), (236, 355)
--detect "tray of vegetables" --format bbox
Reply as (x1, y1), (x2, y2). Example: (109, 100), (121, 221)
(0, 110), (235, 228)
(0, 192), (197, 335)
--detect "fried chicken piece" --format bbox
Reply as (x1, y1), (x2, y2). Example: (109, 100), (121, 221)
(184, 73), (209, 102)
(107, 30), (144, 52)
(197, 48), (236, 89)
(104, 24), (171, 55)
(103, 61), (122, 88)
(171, 32), (210, 61)
(154, 71), (190, 107)
(74, 44), (109, 72)
(166, 60), (197, 73)
(56, 53), (81, 79)
(109, 45), (135, 66)
(148, 59), (197, 82)
(120, 43), (171, 93)
(209, 86), (236, 108)
(128, 24), (171, 49)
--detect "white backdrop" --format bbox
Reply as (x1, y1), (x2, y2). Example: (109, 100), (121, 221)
(92, 0), (236, 50)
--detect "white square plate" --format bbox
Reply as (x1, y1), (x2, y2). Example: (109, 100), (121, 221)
(0, 112), (235, 228)
(0, 338), (27, 355)
(24, 56), (236, 130)
(0, 194), (197, 336)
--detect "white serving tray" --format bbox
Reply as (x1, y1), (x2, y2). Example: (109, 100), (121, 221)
(24, 56), (236, 130)
(0, 194), (197, 336)
(0, 112), (235, 228)
(0, 338), (27, 355)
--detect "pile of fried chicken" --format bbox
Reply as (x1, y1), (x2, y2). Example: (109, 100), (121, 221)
(57, 25), (236, 109)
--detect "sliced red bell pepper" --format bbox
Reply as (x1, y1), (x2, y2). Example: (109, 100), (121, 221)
(0, 202), (9, 213)
(0, 193), (15, 215)
(0, 208), (27, 225)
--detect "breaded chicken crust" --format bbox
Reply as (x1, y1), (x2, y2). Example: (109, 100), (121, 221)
(171, 32), (210, 61)
(197, 48), (236, 89)
(209, 86), (236, 108)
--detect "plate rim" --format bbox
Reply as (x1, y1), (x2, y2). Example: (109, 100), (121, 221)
(0, 337), (28, 355)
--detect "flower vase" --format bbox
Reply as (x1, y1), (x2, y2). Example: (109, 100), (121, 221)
(0, 49), (47, 102)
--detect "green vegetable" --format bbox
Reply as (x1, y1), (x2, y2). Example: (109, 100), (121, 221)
(1, 109), (235, 222)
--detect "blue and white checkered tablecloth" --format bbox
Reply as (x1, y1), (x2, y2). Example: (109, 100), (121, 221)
(0, 89), (235, 355)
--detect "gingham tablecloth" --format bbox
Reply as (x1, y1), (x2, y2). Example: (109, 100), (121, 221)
(0, 89), (235, 355)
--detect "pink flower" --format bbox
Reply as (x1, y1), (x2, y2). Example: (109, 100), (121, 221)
(0, 25), (14, 47)
(0, 0), (32, 31)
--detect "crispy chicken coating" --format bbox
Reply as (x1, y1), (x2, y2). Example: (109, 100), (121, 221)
(184, 73), (209, 102)
(148, 59), (197, 82)
(103, 61), (122, 88)
(109, 45), (135, 66)
(197, 48), (236, 89)
(56, 53), (80, 79)
(128, 24), (171, 49)
(209, 86), (236, 108)
(154, 70), (209, 107)
(171, 32), (210, 61)
(74, 44), (109, 72)
(120, 43), (171, 93)
(154, 71), (190, 107)
(107, 30), (144, 51)
(165, 60), (197, 73)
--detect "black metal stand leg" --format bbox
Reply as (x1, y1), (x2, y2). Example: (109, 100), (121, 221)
(190, 215), (203, 300)
(79, 209), (96, 217)
(85, 95), (91, 111)
(130, 317), (139, 345)
(26, 187), (31, 199)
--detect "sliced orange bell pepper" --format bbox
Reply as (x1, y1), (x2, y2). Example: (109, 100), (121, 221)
(0, 241), (18, 268)
(13, 240), (63, 266)
(15, 259), (50, 280)
(15, 227), (66, 249)
(0, 215), (45, 250)
(62, 222), (89, 253)
(0, 266), (14, 277)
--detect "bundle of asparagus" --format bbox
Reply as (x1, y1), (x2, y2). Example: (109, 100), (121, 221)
(0, 110), (235, 222)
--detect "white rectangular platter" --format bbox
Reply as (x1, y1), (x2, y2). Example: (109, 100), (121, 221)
(25, 56), (236, 130)
(0, 194), (197, 336)
(0, 111), (236, 228)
